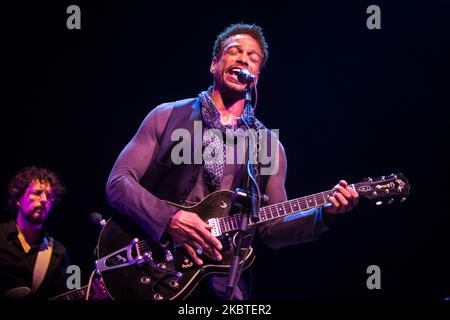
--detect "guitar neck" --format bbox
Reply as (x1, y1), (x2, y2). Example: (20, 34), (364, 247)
(49, 285), (89, 300)
(218, 182), (366, 233)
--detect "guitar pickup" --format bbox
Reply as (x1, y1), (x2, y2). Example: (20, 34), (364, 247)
(208, 218), (221, 237)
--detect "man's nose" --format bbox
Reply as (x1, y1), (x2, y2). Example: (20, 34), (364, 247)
(236, 54), (249, 66)
(40, 192), (48, 203)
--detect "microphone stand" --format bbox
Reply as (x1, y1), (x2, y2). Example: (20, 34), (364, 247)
(225, 83), (261, 300)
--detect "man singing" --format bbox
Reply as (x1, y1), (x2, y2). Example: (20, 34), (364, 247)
(106, 23), (359, 299)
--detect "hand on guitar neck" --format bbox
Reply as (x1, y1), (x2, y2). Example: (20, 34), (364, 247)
(167, 210), (223, 266)
(323, 180), (359, 215)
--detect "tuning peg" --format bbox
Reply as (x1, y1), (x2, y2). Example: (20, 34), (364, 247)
(388, 198), (394, 204)
(400, 197), (407, 203)
(362, 177), (373, 183)
(376, 201), (383, 206)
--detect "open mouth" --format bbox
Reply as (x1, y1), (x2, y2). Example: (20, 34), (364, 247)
(34, 207), (45, 214)
(226, 67), (244, 83)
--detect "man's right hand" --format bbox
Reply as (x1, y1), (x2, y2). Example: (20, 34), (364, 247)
(166, 210), (222, 265)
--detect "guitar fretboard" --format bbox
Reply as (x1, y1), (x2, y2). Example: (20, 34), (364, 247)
(49, 285), (88, 300)
(217, 183), (363, 233)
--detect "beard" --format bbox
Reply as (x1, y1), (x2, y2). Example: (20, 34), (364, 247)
(23, 206), (48, 225)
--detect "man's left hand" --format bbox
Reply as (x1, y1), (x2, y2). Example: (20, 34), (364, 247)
(324, 180), (359, 215)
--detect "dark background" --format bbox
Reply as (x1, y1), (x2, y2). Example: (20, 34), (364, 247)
(2, 0), (449, 299)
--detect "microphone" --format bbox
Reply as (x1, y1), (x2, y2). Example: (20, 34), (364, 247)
(237, 69), (256, 84)
(90, 212), (106, 228)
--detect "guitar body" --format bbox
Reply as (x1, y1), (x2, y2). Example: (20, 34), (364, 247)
(97, 190), (255, 300)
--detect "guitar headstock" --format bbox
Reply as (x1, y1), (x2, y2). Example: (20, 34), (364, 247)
(355, 173), (410, 206)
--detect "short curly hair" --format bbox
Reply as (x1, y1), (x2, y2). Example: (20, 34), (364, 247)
(8, 166), (65, 215)
(212, 23), (269, 67)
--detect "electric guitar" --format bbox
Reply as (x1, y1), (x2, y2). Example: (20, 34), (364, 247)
(95, 173), (410, 300)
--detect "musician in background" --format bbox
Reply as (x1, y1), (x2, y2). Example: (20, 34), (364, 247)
(106, 23), (359, 299)
(0, 166), (69, 299)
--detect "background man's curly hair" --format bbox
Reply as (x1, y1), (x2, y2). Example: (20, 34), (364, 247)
(212, 23), (269, 67)
(8, 166), (65, 216)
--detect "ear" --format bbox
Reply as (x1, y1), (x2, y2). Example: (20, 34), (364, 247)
(210, 56), (217, 74)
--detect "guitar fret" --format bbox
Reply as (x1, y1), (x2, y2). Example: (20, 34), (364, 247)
(287, 201), (293, 213)
(292, 199), (300, 212)
(306, 196), (316, 209)
(299, 198), (308, 210)
(232, 217), (238, 230)
(267, 206), (273, 218)
(260, 207), (267, 221)
(283, 202), (291, 214)
(314, 193), (325, 206)
(225, 218), (230, 232)
(324, 191), (333, 203)
(319, 192), (327, 204)
(277, 204), (283, 217)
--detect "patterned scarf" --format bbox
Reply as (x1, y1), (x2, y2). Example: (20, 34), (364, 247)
(198, 87), (247, 191)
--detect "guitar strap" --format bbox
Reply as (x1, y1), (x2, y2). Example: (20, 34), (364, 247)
(32, 236), (54, 292)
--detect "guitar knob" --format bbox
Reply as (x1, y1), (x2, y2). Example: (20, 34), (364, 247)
(388, 198), (394, 204)
(169, 279), (179, 289)
(164, 249), (173, 262)
(376, 201), (382, 206)
(400, 197), (407, 203)
(136, 257), (145, 267)
(153, 293), (164, 300)
(388, 173), (397, 179)
(143, 251), (153, 262)
(140, 277), (151, 286)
